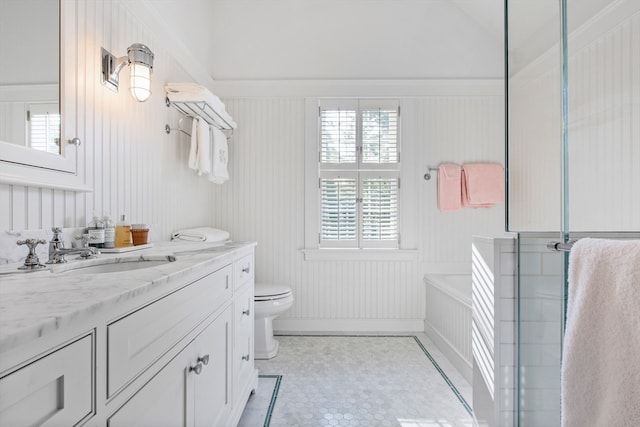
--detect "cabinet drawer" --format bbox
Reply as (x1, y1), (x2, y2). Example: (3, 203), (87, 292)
(0, 334), (94, 427)
(107, 264), (232, 397)
(233, 253), (254, 290)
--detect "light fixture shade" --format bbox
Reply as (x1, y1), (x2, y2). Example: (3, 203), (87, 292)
(130, 62), (152, 102)
(102, 43), (154, 102)
(127, 43), (154, 102)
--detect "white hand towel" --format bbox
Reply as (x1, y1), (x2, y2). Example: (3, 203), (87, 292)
(171, 227), (230, 242)
(197, 119), (211, 176)
(208, 127), (229, 184)
(188, 117), (199, 170)
(561, 238), (640, 427)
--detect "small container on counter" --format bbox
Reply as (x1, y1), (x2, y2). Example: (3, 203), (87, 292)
(115, 214), (133, 248)
(131, 224), (150, 246)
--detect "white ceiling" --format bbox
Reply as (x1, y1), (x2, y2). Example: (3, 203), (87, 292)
(144, 0), (615, 81)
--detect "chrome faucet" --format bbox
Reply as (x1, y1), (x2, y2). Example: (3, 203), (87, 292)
(47, 227), (98, 264)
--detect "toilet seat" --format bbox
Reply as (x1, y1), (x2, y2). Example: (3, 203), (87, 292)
(255, 283), (292, 301)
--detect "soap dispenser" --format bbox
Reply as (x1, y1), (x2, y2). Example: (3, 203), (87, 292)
(115, 214), (133, 248)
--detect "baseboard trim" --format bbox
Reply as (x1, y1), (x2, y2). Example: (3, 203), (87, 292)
(273, 318), (424, 333)
(424, 320), (473, 383)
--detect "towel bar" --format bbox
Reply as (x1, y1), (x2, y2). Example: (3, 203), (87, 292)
(165, 116), (192, 137)
(423, 167), (439, 181)
(547, 239), (579, 252)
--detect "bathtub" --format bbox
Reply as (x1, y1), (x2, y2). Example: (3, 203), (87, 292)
(424, 273), (472, 382)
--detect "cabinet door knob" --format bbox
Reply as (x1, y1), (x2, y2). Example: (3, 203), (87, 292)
(242, 309), (250, 316)
(241, 354), (250, 362)
(198, 354), (210, 365)
(242, 266), (250, 273)
(189, 362), (203, 375)
(67, 137), (81, 146)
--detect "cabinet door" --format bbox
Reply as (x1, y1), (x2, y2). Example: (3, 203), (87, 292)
(193, 307), (232, 427)
(0, 334), (93, 427)
(233, 285), (255, 404)
(107, 345), (193, 427)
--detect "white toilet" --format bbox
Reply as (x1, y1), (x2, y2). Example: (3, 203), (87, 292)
(254, 283), (293, 359)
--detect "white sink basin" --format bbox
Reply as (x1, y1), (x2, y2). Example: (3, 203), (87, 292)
(52, 255), (176, 275)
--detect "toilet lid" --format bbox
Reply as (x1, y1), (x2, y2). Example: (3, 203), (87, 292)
(255, 283), (292, 299)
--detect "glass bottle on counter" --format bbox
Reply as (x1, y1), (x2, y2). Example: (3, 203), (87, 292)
(103, 214), (116, 249)
(87, 214), (105, 248)
(115, 214), (133, 248)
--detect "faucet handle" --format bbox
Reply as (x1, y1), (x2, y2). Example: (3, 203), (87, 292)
(75, 233), (91, 248)
(16, 238), (48, 270)
(17, 238), (48, 248)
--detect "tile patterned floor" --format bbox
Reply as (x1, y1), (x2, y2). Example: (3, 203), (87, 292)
(252, 334), (474, 427)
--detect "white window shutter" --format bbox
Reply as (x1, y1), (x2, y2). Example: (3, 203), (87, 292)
(320, 176), (358, 247)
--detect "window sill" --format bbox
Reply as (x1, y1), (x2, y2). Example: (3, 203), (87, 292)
(301, 248), (418, 262)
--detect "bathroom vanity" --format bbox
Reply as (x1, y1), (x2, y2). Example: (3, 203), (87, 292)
(0, 242), (257, 427)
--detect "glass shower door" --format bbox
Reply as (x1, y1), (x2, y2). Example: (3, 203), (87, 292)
(506, 0), (639, 425)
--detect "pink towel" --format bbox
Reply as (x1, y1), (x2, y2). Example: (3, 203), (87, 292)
(437, 163), (462, 211)
(461, 163), (504, 208)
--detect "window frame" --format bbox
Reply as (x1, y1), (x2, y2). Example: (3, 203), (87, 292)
(316, 99), (401, 250)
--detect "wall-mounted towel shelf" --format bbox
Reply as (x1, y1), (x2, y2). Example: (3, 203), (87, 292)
(165, 97), (235, 140)
(164, 116), (192, 137)
(423, 167), (439, 181)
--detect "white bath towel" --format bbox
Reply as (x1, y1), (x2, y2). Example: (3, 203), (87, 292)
(187, 117), (211, 176)
(166, 82), (237, 129)
(208, 127), (229, 184)
(561, 238), (640, 427)
(170, 227), (230, 242)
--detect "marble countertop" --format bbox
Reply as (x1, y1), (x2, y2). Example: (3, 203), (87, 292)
(0, 241), (256, 355)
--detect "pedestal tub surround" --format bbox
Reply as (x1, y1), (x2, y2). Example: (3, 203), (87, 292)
(0, 240), (258, 427)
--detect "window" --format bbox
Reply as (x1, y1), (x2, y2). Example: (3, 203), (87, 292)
(27, 103), (61, 154)
(318, 100), (400, 249)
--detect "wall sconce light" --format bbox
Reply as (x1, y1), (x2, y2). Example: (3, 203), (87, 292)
(101, 43), (154, 102)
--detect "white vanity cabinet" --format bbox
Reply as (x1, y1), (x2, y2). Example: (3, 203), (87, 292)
(0, 333), (94, 426)
(108, 307), (233, 427)
(0, 244), (257, 427)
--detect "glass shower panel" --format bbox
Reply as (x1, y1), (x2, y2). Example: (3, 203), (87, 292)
(566, 1), (640, 231)
(516, 234), (565, 426)
(508, 1), (640, 426)
(506, 1), (563, 232)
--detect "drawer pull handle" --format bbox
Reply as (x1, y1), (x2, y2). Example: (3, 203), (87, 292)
(242, 309), (250, 316)
(241, 354), (250, 362)
(242, 266), (250, 274)
(190, 362), (203, 375)
(198, 354), (210, 365)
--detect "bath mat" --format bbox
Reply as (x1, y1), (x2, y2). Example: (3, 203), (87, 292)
(237, 375), (282, 427)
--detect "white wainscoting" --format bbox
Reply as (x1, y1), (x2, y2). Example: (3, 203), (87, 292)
(0, 0), (214, 239)
(212, 88), (505, 331)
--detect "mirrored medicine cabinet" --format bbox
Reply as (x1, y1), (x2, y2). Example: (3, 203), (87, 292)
(0, 0), (88, 191)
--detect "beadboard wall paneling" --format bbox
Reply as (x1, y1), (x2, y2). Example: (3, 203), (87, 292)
(568, 11), (640, 231)
(0, 0), (213, 239)
(418, 96), (506, 268)
(215, 94), (504, 329)
(508, 6), (640, 232)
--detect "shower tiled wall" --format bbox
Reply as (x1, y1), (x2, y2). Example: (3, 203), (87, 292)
(517, 235), (564, 427)
(471, 235), (517, 427)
